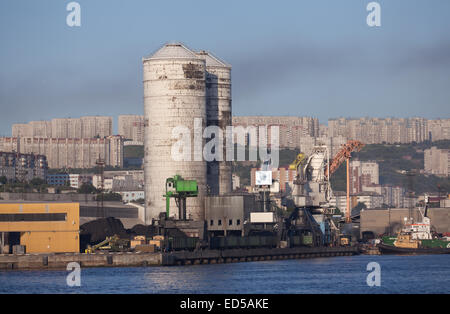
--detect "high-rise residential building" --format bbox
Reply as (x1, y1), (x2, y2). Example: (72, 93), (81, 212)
(0, 151), (48, 182)
(232, 116), (319, 149)
(12, 124), (32, 138)
(381, 185), (405, 208)
(328, 117), (430, 144)
(7, 135), (123, 169)
(67, 118), (83, 138)
(51, 118), (69, 138)
(348, 160), (380, 194)
(299, 135), (347, 159)
(12, 116), (113, 139)
(118, 115), (145, 143)
(424, 146), (450, 177)
(0, 137), (20, 153)
(29, 121), (53, 138)
(109, 135), (124, 168)
(80, 116), (112, 138)
(427, 119), (450, 141)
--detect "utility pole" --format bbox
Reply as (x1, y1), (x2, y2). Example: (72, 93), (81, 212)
(96, 156), (105, 218)
(406, 170), (416, 223)
(346, 157), (351, 223)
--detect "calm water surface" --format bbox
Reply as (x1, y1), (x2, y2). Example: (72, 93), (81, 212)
(1, 255), (449, 294)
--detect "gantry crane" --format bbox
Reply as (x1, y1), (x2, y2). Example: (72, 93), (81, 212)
(163, 175), (198, 220)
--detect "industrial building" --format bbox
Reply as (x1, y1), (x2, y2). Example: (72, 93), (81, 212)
(143, 42), (232, 223)
(205, 194), (265, 237)
(197, 50), (233, 196)
(0, 202), (80, 254)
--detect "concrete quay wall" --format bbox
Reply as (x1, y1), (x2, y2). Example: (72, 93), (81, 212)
(0, 246), (358, 270)
(0, 252), (161, 270)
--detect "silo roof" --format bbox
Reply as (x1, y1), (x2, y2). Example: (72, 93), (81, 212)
(197, 50), (231, 68)
(144, 42), (200, 61)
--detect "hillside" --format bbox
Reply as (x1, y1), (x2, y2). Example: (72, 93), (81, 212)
(232, 141), (450, 194)
(330, 140), (450, 194)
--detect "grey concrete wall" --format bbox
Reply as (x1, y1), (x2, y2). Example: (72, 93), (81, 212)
(360, 207), (450, 236)
(0, 252), (161, 270)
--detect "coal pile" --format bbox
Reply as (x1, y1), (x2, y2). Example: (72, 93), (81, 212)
(80, 217), (129, 244)
(165, 228), (188, 238)
(128, 224), (158, 238)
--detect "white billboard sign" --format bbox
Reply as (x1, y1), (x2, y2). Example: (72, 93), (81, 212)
(255, 171), (272, 186)
(250, 212), (275, 223)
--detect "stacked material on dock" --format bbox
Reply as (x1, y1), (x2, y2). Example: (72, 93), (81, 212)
(80, 217), (129, 243)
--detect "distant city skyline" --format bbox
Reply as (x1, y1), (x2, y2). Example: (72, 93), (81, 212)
(3, 114), (450, 138)
(1, 0), (450, 136)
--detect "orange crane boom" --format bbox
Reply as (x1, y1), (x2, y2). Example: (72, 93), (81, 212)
(325, 140), (364, 223)
(325, 140), (364, 178)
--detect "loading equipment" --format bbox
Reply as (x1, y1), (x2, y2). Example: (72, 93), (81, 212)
(163, 175), (198, 220)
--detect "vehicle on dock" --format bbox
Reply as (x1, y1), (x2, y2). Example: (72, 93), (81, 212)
(85, 235), (130, 253)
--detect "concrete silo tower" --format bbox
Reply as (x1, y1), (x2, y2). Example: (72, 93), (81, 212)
(143, 43), (207, 223)
(197, 51), (232, 195)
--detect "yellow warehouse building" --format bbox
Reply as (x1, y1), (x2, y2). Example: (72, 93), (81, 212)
(0, 202), (80, 253)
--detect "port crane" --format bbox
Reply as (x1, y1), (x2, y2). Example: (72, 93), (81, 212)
(287, 140), (364, 245)
(289, 140), (364, 209)
(325, 140), (364, 223)
(163, 175), (198, 220)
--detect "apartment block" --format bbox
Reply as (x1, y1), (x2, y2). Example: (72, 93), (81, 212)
(381, 185), (405, 208)
(328, 117), (429, 144)
(232, 116), (319, 149)
(349, 160), (380, 194)
(118, 115), (145, 143)
(427, 119), (450, 141)
(0, 151), (48, 182)
(329, 191), (383, 213)
(424, 146), (450, 177)
(5, 136), (124, 169)
(12, 116), (113, 139)
(0, 137), (20, 153)
(299, 135), (347, 159)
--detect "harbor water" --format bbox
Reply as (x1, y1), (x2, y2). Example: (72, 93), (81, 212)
(1, 254), (449, 294)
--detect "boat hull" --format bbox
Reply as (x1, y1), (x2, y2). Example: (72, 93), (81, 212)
(378, 243), (450, 255)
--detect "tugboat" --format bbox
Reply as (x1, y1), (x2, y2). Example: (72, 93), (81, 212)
(378, 197), (450, 255)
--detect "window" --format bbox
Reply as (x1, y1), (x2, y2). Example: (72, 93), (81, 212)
(229, 219), (233, 226)
(218, 219), (222, 226)
(0, 213), (67, 222)
(237, 219), (241, 225)
(210, 220), (214, 226)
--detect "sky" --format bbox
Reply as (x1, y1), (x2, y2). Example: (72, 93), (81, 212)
(0, 0), (449, 136)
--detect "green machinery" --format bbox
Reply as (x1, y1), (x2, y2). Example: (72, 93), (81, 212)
(163, 175), (198, 220)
